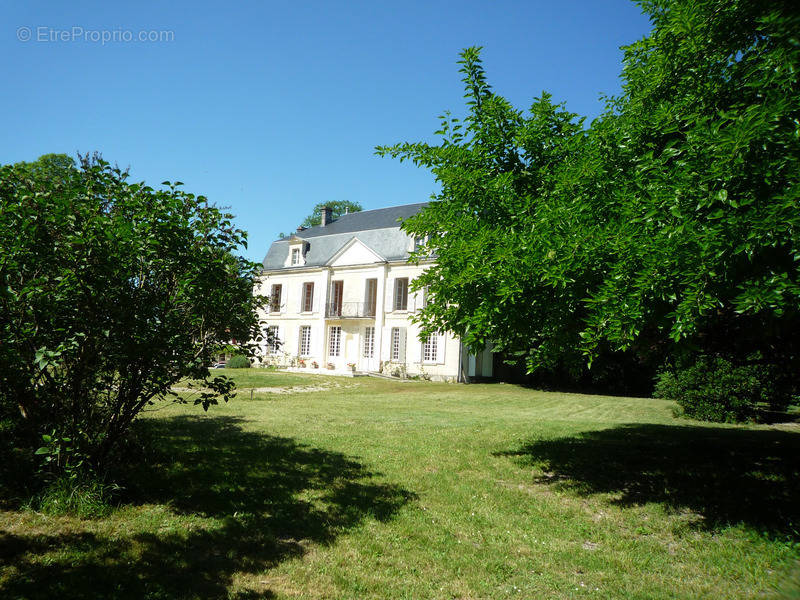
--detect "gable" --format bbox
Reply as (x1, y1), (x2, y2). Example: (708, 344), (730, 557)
(327, 237), (386, 267)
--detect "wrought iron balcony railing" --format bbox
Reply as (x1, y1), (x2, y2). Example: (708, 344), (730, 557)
(325, 302), (376, 318)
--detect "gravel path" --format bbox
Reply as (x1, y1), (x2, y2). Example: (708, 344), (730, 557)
(171, 383), (339, 395)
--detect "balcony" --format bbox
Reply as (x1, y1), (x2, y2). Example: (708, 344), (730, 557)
(325, 302), (376, 319)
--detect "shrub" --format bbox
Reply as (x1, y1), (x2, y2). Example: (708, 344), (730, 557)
(655, 355), (792, 423)
(226, 355), (251, 369)
(0, 154), (264, 480)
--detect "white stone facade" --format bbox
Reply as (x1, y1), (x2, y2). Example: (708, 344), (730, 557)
(255, 205), (493, 381)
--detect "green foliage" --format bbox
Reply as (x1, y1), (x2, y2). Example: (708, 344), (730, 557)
(226, 354), (251, 369)
(31, 475), (112, 518)
(378, 1), (800, 418)
(655, 355), (791, 422)
(300, 200), (363, 228)
(34, 430), (89, 481)
(0, 153), (267, 479)
(579, 0), (800, 363)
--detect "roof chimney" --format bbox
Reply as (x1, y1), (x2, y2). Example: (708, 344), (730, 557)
(296, 226), (306, 233)
(321, 206), (333, 227)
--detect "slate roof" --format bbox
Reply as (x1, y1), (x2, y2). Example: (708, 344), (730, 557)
(261, 203), (428, 271)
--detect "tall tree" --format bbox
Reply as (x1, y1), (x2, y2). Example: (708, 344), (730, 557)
(0, 154), (266, 476)
(378, 0), (800, 405)
(378, 49), (612, 381)
(580, 0), (800, 368)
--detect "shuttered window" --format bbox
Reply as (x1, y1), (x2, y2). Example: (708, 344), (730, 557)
(364, 279), (377, 316)
(393, 278), (408, 311)
(390, 327), (406, 361)
(266, 325), (280, 354)
(302, 282), (314, 312)
(328, 326), (342, 357)
(330, 280), (343, 316)
(299, 326), (311, 356)
(269, 284), (282, 313)
(422, 335), (438, 363)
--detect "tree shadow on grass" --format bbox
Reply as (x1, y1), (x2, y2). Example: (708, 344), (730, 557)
(496, 424), (800, 539)
(1, 415), (414, 599)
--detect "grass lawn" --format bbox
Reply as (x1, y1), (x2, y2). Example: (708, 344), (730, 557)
(182, 367), (337, 389)
(2, 371), (799, 599)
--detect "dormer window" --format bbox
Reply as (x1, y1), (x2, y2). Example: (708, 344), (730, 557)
(410, 234), (431, 254)
(284, 237), (307, 268)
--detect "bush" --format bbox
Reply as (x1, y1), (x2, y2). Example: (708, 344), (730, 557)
(0, 154), (264, 480)
(655, 355), (792, 423)
(226, 355), (251, 369)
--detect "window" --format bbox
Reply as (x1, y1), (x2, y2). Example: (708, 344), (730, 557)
(393, 278), (408, 311)
(328, 326), (341, 357)
(330, 280), (343, 316)
(364, 278), (377, 316)
(266, 325), (280, 354)
(291, 247), (301, 265)
(390, 327), (405, 361)
(363, 326), (375, 358)
(269, 284), (282, 312)
(299, 325), (311, 356)
(413, 234), (430, 253)
(422, 335), (438, 363)
(302, 282), (314, 312)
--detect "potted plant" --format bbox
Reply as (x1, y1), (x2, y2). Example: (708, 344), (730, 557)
(346, 362), (356, 373)
(311, 361), (319, 369)
(298, 359), (306, 368)
(326, 362), (335, 370)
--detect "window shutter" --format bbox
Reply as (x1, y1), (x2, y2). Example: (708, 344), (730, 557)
(437, 334), (445, 364)
(398, 327), (407, 362)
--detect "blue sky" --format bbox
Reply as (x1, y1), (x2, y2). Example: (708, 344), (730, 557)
(2, 1), (651, 261)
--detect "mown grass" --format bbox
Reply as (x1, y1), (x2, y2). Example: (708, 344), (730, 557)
(185, 367), (336, 389)
(2, 372), (799, 599)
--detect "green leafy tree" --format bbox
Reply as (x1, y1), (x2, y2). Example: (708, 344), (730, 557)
(379, 0), (800, 412)
(580, 0), (800, 365)
(378, 49), (615, 382)
(300, 200), (363, 228)
(0, 154), (266, 477)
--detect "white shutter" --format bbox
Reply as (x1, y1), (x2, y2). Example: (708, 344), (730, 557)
(398, 327), (407, 362)
(437, 334), (446, 364)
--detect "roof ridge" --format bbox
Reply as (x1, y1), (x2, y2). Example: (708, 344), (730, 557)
(280, 225), (403, 242)
(338, 202), (427, 216)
